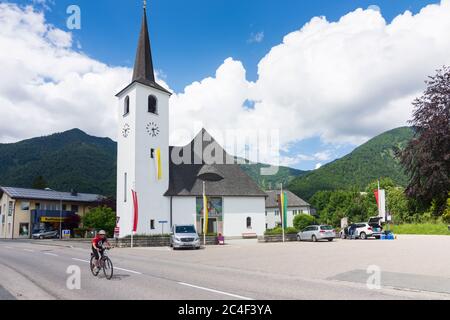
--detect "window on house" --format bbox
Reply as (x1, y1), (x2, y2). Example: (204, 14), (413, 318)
(150, 220), (155, 230)
(124, 96), (130, 115)
(72, 205), (79, 212)
(275, 210), (279, 216)
(150, 149), (155, 159)
(124, 172), (127, 203)
(62, 204), (67, 211)
(246, 217), (252, 229)
(20, 202), (30, 211)
(148, 95), (158, 114)
(8, 201), (13, 216)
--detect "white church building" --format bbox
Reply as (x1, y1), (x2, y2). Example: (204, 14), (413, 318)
(115, 6), (267, 238)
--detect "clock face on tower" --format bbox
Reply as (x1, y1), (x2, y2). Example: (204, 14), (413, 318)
(146, 122), (160, 137)
(122, 124), (131, 138)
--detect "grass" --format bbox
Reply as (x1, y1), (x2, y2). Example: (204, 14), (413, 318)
(389, 223), (450, 235)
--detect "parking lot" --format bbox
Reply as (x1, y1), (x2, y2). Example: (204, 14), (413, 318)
(2, 235), (450, 299)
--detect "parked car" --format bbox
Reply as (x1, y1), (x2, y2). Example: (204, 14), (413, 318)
(32, 229), (59, 239)
(170, 224), (201, 250)
(340, 217), (384, 240)
(368, 217), (384, 239)
(297, 225), (336, 242)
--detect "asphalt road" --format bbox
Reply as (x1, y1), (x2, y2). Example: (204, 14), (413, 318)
(1, 236), (450, 300)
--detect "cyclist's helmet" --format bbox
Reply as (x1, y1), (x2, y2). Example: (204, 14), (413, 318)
(98, 230), (106, 235)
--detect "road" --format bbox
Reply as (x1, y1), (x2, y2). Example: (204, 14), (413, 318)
(1, 236), (450, 300)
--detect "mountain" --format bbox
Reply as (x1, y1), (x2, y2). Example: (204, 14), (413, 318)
(239, 163), (308, 190)
(0, 129), (117, 196)
(0, 129), (306, 196)
(288, 127), (415, 200)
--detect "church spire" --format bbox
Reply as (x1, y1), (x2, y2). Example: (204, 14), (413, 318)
(132, 4), (155, 83)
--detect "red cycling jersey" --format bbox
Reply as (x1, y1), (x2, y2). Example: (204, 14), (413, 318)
(92, 235), (107, 249)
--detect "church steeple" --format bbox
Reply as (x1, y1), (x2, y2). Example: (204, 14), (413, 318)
(132, 6), (155, 83)
(117, 2), (171, 96)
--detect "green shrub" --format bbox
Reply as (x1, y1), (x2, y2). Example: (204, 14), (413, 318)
(293, 214), (316, 231)
(264, 227), (298, 235)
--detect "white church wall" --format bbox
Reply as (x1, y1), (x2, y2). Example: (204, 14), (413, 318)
(265, 206), (311, 230)
(116, 82), (171, 237)
(171, 197), (197, 227)
(223, 197), (266, 237)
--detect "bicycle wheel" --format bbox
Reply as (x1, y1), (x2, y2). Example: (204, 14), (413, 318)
(102, 257), (114, 280)
(90, 255), (100, 277)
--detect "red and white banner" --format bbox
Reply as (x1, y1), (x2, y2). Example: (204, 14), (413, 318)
(131, 189), (139, 233)
(373, 189), (386, 220)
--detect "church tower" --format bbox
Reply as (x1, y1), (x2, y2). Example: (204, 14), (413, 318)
(115, 3), (171, 237)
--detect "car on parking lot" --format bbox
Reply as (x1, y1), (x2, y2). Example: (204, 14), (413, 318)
(170, 224), (201, 250)
(32, 229), (59, 239)
(340, 217), (384, 240)
(297, 225), (336, 242)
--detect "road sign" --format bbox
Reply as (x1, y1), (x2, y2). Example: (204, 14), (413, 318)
(62, 229), (71, 239)
(114, 227), (120, 238)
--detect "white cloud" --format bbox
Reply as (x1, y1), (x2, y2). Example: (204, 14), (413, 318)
(248, 31), (264, 43)
(2, 0), (450, 168)
(171, 0), (450, 151)
(0, 3), (132, 142)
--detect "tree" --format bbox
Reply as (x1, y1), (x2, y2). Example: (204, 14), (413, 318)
(81, 206), (116, 236)
(293, 214), (316, 231)
(32, 175), (48, 189)
(398, 66), (450, 215)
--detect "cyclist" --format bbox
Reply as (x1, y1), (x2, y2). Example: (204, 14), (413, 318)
(92, 230), (111, 268)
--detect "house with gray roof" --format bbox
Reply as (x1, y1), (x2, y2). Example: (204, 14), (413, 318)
(0, 186), (103, 239)
(166, 129), (268, 238)
(265, 190), (311, 229)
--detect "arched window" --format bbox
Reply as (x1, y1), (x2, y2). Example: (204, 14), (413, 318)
(124, 96), (130, 115)
(148, 95), (158, 114)
(246, 217), (252, 229)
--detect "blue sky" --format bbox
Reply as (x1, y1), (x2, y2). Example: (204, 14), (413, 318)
(23, 0), (438, 91)
(3, 0), (446, 171)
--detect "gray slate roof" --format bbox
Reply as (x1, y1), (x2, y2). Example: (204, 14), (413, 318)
(0, 186), (102, 203)
(165, 129), (266, 197)
(265, 190), (310, 208)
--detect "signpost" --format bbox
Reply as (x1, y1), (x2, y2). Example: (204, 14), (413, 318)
(114, 226), (120, 238)
(159, 220), (168, 235)
(62, 229), (71, 240)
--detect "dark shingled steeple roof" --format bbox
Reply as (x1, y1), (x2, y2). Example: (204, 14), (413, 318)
(116, 7), (171, 96)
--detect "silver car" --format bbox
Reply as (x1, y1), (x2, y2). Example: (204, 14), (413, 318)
(32, 229), (59, 239)
(170, 225), (201, 250)
(297, 225), (336, 242)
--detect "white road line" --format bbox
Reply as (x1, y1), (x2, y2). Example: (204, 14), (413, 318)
(5, 246), (13, 249)
(178, 282), (253, 300)
(23, 249), (35, 252)
(70, 258), (142, 275)
(44, 253), (58, 257)
(115, 267), (142, 275)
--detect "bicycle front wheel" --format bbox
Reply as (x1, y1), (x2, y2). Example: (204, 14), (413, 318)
(102, 257), (114, 280)
(90, 255), (100, 277)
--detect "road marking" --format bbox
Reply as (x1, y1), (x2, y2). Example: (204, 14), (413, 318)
(115, 267), (142, 275)
(178, 282), (253, 300)
(71, 258), (142, 275)
(44, 253), (58, 257)
(23, 249), (35, 252)
(4, 246), (13, 249)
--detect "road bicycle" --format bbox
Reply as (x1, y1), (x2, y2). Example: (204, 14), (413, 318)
(90, 247), (114, 280)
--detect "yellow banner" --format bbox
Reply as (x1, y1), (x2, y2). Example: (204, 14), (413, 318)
(40, 217), (66, 223)
(156, 148), (162, 180)
(203, 195), (208, 234)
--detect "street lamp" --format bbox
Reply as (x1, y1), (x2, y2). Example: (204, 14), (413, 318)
(197, 165), (224, 247)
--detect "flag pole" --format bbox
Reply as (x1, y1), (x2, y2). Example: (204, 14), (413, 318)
(281, 183), (285, 243)
(203, 181), (206, 247)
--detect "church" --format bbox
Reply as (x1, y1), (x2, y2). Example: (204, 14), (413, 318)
(115, 5), (267, 239)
